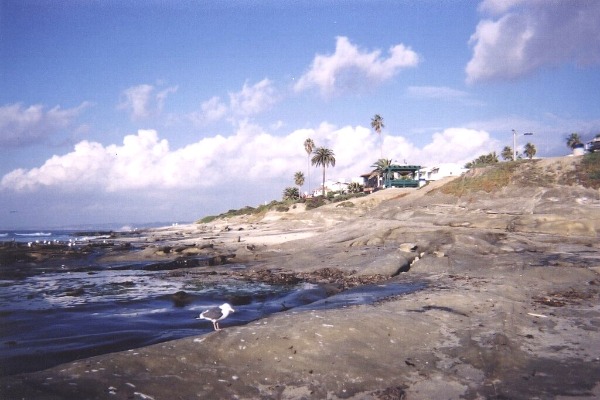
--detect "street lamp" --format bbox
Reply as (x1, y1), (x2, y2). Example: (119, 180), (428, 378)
(512, 130), (534, 160)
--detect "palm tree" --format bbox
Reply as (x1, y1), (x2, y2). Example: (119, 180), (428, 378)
(369, 158), (393, 188)
(294, 171), (305, 189)
(304, 138), (315, 193)
(370, 114), (385, 158)
(566, 133), (582, 149)
(501, 146), (513, 161)
(311, 147), (336, 197)
(524, 142), (536, 159)
(465, 152), (499, 168)
(282, 187), (300, 201)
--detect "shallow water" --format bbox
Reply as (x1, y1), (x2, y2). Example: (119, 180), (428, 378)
(0, 257), (424, 376)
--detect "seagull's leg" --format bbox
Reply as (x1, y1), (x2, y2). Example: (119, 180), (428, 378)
(215, 321), (220, 330)
(213, 321), (218, 330)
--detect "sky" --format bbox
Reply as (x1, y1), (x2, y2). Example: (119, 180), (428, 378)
(1, 0), (600, 229)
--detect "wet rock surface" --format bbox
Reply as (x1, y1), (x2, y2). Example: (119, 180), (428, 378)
(1, 157), (600, 399)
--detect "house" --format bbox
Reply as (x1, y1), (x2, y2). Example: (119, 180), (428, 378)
(361, 164), (422, 191)
(311, 179), (350, 196)
(586, 136), (600, 153)
(382, 164), (421, 188)
(360, 172), (379, 192)
(419, 163), (468, 182)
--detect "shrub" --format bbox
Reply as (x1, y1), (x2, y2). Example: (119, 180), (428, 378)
(198, 215), (218, 223)
(347, 182), (364, 193)
(305, 196), (327, 210)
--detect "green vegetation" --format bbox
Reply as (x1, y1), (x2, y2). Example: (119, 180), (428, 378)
(370, 114), (384, 158)
(282, 186), (300, 201)
(465, 152), (499, 168)
(304, 138), (315, 193)
(566, 132), (582, 149)
(369, 158), (392, 184)
(197, 191), (367, 223)
(197, 203), (276, 223)
(524, 142), (536, 159)
(294, 171), (305, 188)
(347, 182), (364, 193)
(311, 147), (336, 196)
(501, 146), (513, 161)
(304, 196), (327, 210)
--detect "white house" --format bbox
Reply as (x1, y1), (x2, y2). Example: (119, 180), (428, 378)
(419, 163), (468, 181)
(311, 178), (352, 196)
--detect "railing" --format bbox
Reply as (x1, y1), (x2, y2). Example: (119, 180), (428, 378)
(384, 179), (419, 188)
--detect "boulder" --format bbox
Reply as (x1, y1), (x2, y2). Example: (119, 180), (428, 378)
(354, 251), (417, 277)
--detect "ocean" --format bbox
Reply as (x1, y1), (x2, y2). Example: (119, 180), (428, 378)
(0, 229), (112, 244)
(0, 231), (425, 377)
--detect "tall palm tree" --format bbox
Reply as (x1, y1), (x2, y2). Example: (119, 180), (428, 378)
(524, 142), (536, 159)
(566, 133), (582, 149)
(294, 171), (305, 189)
(369, 158), (393, 188)
(311, 147), (336, 197)
(370, 114), (385, 158)
(304, 138), (315, 193)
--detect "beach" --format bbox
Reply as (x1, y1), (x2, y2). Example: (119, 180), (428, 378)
(1, 157), (600, 399)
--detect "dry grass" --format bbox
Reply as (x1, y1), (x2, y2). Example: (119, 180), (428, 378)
(437, 154), (600, 197)
(439, 162), (519, 196)
(576, 152), (600, 189)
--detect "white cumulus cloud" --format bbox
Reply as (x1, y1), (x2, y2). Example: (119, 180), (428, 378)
(419, 128), (497, 166)
(294, 36), (420, 96)
(229, 79), (278, 116)
(118, 83), (178, 120)
(188, 79), (278, 126)
(0, 102), (89, 147)
(467, 0), (600, 83)
(1, 125), (494, 194)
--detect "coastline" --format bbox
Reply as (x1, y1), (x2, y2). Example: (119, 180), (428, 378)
(2, 163), (600, 399)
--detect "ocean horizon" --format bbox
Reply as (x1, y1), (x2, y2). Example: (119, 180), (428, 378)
(0, 222), (192, 243)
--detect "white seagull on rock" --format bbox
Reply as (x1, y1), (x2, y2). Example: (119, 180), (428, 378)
(197, 303), (235, 331)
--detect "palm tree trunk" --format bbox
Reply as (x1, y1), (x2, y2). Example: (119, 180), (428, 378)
(307, 156), (310, 195)
(322, 166), (326, 197)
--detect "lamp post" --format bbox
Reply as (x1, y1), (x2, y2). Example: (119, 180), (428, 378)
(512, 130), (534, 160)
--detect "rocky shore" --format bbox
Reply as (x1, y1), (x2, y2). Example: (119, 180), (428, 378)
(1, 157), (600, 399)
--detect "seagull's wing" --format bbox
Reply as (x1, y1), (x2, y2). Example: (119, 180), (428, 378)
(200, 307), (224, 321)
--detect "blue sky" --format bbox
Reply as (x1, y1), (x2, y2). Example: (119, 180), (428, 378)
(1, 0), (599, 229)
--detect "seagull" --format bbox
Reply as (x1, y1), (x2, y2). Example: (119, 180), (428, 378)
(196, 303), (235, 331)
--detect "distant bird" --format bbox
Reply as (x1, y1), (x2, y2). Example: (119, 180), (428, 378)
(197, 303), (235, 331)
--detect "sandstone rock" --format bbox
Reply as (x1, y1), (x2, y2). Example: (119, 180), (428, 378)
(366, 237), (384, 246)
(354, 251), (417, 277)
(399, 242), (418, 252)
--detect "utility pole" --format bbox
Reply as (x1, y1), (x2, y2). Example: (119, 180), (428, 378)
(512, 129), (534, 160)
